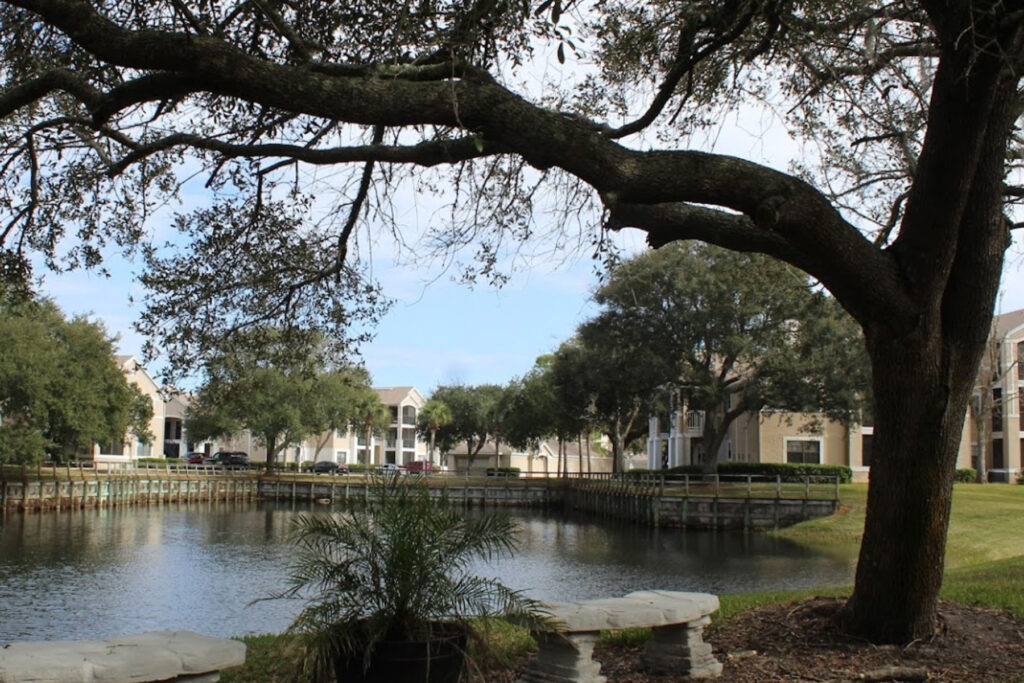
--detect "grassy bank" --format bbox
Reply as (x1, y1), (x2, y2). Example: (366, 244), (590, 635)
(774, 483), (1024, 568)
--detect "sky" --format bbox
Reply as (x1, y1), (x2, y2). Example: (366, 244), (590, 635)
(36, 225), (648, 394)
(32, 108), (1024, 397)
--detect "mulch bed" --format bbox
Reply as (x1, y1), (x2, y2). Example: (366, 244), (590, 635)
(478, 598), (1024, 682)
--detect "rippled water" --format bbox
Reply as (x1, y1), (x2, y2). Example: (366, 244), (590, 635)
(0, 502), (855, 642)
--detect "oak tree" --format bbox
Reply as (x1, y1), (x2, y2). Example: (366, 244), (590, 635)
(592, 241), (869, 469)
(0, 0), (1020, 642)
(0, 297), (152, 463)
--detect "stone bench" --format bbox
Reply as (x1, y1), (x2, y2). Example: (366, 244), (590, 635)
(0, 630), (246, 682)
(518, 590), (722, 682)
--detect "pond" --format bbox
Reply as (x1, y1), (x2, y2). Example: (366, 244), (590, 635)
(0, 502), (855, 642)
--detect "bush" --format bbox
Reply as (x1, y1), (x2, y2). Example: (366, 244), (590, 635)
(485, 467), (521, 478)
(629, 462), (853, 483)
(954, 468), (977, 483)
(299, 460), (315, 472)
(348, 463), (373, 473)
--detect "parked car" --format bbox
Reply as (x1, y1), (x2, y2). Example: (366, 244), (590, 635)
(404, 460), (432, 474)
(184, 453), (205, 465)
(313, 461), (348, 474)
(375, 463), (407, 475)
(212, 451), (250, 468)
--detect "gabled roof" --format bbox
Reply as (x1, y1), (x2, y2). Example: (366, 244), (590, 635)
(374, 386), (424, 406)
(994, 308), (1024, 341)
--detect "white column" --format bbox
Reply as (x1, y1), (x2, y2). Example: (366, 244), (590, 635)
(647, 416), (661, 469)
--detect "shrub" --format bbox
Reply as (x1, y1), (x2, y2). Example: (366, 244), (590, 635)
(485, 467), (521, 478)
(629, 462), (853, 483)
(954, 468), (977, 483)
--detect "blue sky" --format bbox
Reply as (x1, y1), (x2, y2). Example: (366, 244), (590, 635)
(36, 228), (647, 394)
(33, 101), (1024, 396)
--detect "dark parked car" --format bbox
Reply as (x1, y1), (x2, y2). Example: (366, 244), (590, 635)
(212, 451), (250, 467)
(313, 460), (348, 474)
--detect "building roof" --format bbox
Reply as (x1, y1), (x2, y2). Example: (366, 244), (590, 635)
(995, 308), (1024, 340)
(374, 386), (423, 406)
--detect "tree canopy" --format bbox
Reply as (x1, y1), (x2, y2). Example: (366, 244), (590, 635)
(0, 297), (152, 463)
(429, 384), (504, 469)
(589, 240), (868, 468)
(0, 0), (1019, 643)
(187, 332), (377, 470)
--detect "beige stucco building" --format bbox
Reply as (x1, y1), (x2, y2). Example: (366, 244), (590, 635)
(447, 438), (616, 475)
(966, 307), (1024, 481)
(645, 307), (1024, 483)
(215, 386), (430, 467)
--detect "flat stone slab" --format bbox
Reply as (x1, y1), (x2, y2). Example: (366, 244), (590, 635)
(0, 630), (246, 683)
(543, 590), (720, 632)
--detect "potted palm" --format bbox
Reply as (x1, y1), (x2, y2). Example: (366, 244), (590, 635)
(271, 476), (548, 682)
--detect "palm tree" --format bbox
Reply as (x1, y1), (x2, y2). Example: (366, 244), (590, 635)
(272, 479), (548, 682)
(417, 399), (453, 467)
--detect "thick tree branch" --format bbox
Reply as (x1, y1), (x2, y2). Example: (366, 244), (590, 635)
(603, 198), (912, 327)
(108, 134), (502, 176)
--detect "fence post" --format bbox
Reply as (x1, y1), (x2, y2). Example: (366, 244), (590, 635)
(834, 475), (840, 501)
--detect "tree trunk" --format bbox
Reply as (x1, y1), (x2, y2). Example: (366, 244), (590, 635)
(842, 328), (978, 641)
(841, 12), (1021, 641)
(264, 435), (277, 474)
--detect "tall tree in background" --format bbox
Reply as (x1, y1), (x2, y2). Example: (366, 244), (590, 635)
(592, 241), (869, 469)
(349, 386), (390, 466)
(417, 398), (454, 467)
(308, 366), (376, 460)
(0, 0), (1020, 643)
(0, 297), (152, 463)
(187, 331), (349, 471)
(431, 384), (504, 471)
(553, 324), (668, 473)
(503, 359), (559, 475)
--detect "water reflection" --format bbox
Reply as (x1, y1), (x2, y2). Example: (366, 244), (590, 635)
(0, 503), (854, 642)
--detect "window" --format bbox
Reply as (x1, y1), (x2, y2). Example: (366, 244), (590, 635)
(786, 439), (821, 465)
(993, 388), (1003, 433)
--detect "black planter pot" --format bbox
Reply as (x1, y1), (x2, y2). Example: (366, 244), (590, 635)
(336, 631), (467, 683)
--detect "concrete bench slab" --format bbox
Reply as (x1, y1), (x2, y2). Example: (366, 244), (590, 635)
(519, 591), (722, 683)
(0, 630), (246, 683)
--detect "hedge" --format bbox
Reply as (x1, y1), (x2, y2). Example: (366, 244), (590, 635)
(954, 468), (977, 483)
(486, 467), (521, 477)
(627, 462), (852, 483)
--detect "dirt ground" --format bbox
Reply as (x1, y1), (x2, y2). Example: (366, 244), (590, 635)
(484, 597), (1024, 682)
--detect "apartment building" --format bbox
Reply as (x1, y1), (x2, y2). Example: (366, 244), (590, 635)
(968, 307), (1024, 481)
(226, 386), (430, 467)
